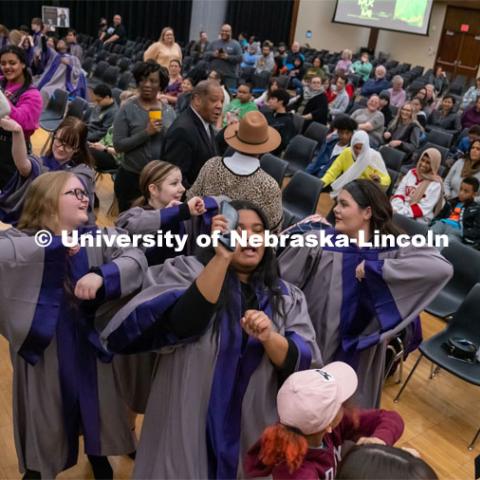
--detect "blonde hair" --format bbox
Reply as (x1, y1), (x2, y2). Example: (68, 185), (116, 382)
(8, 29), (22, 46)
(133, 160), (180, 207)
(159, 27), (174, 43)
(18, 171), (74, 231)
(342, 49), (352, 60)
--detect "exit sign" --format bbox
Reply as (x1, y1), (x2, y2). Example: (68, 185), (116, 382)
(461, 24), (470, 32)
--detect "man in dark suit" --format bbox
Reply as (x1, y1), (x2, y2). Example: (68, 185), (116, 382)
(162, 80), (223, 186)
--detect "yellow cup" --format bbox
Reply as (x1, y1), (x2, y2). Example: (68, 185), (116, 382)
(149, 110), (162, 121)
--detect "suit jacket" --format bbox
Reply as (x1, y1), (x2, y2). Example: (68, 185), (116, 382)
(162, 107), (218, 187)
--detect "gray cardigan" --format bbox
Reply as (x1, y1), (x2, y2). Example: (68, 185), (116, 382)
(113, 98), (175, 174)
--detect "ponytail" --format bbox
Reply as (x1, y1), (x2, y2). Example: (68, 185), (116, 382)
(259, 424), (308, 474)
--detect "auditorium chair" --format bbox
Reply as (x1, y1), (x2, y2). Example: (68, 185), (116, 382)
(260, 154), (289, 187)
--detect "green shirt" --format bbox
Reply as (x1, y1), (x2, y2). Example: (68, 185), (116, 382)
(223, 99), (258, 127)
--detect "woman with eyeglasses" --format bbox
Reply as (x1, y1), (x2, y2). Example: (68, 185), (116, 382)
(383, 101), (422, 158)
(0, 115), (95, 226)
(0, 45), (43, 189)
(0, 170), (147, 479)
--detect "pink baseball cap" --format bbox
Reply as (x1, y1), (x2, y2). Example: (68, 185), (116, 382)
(277, 362), (358, 435)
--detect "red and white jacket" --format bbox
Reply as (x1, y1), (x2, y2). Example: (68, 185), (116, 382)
(391, 168), (443, 223)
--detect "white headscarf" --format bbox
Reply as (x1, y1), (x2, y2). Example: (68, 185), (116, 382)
(330, 130), (388, 196)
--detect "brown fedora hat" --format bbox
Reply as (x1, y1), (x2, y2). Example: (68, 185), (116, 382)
(224, 110), (281, 155)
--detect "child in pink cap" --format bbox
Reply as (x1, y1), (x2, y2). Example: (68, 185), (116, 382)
(244, 362), (404, 479)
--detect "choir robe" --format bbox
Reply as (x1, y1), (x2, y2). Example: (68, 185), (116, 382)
(113, 196), (222, 413)
(0, 155), (95, 226)
(0, 226), (147, 478)
(35, 49), (87, 101)
(101, 255), (322, 479)
(278, 224), (453, 408)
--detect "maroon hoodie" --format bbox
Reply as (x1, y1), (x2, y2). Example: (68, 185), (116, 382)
(244, 409), (404, 480)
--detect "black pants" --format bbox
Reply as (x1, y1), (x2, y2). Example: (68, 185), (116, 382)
(114, 167), (140, 212)
(90, 148), (118, 171)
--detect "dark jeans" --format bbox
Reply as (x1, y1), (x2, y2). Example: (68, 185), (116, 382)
(114, 167), (140, 212)
(90, 148), (118, 171)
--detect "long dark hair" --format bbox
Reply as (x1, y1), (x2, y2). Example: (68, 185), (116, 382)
(0, 45), (33, 96)
(197, 200), (285, 336)
(342, 179), (403, 236)
(337, 444), (438, 480)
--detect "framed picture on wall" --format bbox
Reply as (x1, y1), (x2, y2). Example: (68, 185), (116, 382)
(42, 6), (70, 28)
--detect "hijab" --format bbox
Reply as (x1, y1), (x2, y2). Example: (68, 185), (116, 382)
(331, 130), (388, 196)
(410, 147), (444, 216)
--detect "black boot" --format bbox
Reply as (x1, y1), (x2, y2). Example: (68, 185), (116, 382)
(22, 470), (41, 480)
(87, 455), (113, 480)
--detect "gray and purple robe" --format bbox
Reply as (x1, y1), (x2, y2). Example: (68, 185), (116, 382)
(101, 255), (322, 479)
(113, 196), (223, 413)
(278, 225), (453, 408)
(0, 154), (95, 226)
(0, 226), (147, 478)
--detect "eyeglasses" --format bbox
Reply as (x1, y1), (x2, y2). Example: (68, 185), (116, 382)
(53, 137), (78, 152)
(64, 188), (88, 201)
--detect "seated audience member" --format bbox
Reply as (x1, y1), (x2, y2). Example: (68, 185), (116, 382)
(100, 14), (127, 46)
(160, 59), (183, 106)
(222, 82), (258, 127)
(462, 77), (480, 110)
(288, 56), (306, 94)
(456, 125), (480, 155)
(431, 176), (480, 248)
(411, 96), (428, 128)
(445, 140), (480, 199)
(461, 96), (480, 130)
(351, 51), (372, 83)
(264, 89), (294, 155)
(329, 74), (349, 118)
(336, 444), (438, 480)
(208, 69), (231, 110)
(298, 76), (329, 126)
(87, 84), (118, 142)
(321, 130), (390, 196)
(30, 17), (43, 48)
(427, 66), (449, 96)
(307, 114), (357, 177)
(254, 43), (274, 75)
(0, 115), (95, 225)
(304, 56), (326, 81)
(426, 95), (461, 134)
(143, 27), (182, 69)
(113, 61), (175, 212)
(162, 80), (223, 187)
(0, 24), (8, 49)
(244, 365), (404, 480)
(424, 84), (437, 115)
(0, 45), (43, 189)
(254, 77), (279, 109)
(36, 38), (86, 102)
(273, 42), (287, 74)
(335, 49), (353, 74)
(247, 35), (261, 54)
(241, 43), (258, 69)
(283, 41), (304, 72)
(391, 148), (444, 223)
(65, 29), (83, 60)
(361, 65), (390, 97)
(379, 91), (393, 127)
(204, 24), (243, 90)
(187, 110), (284, 232)
(176, 77), (194, 113)
(89, 90), (135, 172)
(237, 32), (248, 50)
(388, 75), (407, 108)
(383, 102), (422, 157)
(351, 94), (385, 148)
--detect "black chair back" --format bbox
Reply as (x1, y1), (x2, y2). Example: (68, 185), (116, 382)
(386, 168), (400, 196)
(380, 146), (406, 171)
(392, 213), (429, 236)
(283, 134), (318, 173)
(304, 122), (329, 145)
(426, 129), (454, 148)
(117, 71), (133, 90)
(260, 153), (288, 187)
